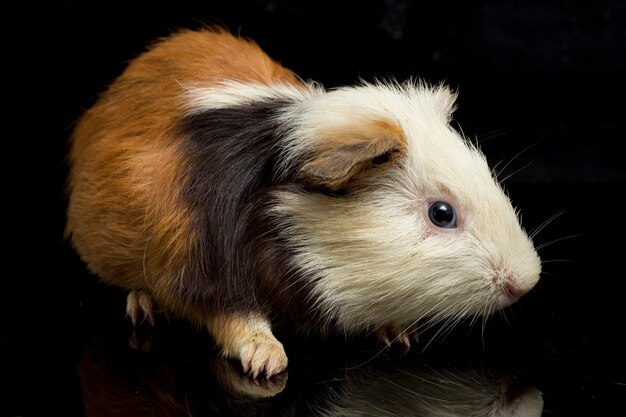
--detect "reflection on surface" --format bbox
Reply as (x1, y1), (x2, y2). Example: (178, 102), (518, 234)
(76, 320), (543, 417)
(322, 366), (542, 417)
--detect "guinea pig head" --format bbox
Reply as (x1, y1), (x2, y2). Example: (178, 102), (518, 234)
(272, 82), (541, 333)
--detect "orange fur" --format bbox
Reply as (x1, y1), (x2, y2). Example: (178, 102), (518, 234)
(66, 29), (302, 321)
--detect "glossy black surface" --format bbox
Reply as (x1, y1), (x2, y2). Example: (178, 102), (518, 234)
(4, 1), (626, 416)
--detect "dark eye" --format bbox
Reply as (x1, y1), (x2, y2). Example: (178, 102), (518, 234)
(428, 201), (457, 228)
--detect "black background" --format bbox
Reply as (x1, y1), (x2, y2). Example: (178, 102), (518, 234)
(3, 1), (626, 416)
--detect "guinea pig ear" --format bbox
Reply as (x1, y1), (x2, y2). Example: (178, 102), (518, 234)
(299, 121), (406, 190)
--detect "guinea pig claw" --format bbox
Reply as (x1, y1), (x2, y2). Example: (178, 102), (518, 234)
(238, 334), (288, 379)
(376, 325), (417, 353)
(376, 328), (393, 349)
(211, 358), (287, 398)
(126, 291), (155, 326)
(398, 333), (411, 352)
(209, 314), (288, 380)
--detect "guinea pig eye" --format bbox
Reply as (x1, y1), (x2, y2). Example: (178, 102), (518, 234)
(428, 201), (457, 229)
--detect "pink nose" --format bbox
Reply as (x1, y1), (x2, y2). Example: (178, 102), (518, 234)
(494, 269), (530, 301)
(503, 280), (527, 301)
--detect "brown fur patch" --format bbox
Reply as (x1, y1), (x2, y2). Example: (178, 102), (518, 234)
(66, 29), (303, 321)
(299, 118), (407, 189)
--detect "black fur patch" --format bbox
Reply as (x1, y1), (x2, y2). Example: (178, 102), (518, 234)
(174, 99), (309, 319)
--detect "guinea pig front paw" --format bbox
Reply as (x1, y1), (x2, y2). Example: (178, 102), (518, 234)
(238, 333), (288, 379)
(376, 325), (419, 352)
(126, 290), (156, 326)
(208, 313), (288, 380)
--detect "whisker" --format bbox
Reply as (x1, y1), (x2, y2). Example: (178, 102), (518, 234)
(421, 320), (450, 351)
(396, 318), (422, 340)
(540, 270), (562, 280)
(491, 159), (506, 178)
(502, 306), (512, 328)
(469, 311), (481, 327)
(500, 160), (534, 183)
(437, 314), (462, 339)
(341, 340), (395, 371)
(426, 303), (473, 348)
(495, 139), (543, 181)
(480, 313), (488, 350)
(530, 210), (565, 240)
(477, 129), (507, 144)
(480, 304), (494, 349)
(343, 309), (430, 372)
(536, 234), (584, 251)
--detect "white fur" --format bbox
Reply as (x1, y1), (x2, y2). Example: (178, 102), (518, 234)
(182, 80), (322, 114)
(274, 80), (457, 178)
(271, 82), (541, 333)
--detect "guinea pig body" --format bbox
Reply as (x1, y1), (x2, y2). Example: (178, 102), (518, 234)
(66, 29), (541, 378)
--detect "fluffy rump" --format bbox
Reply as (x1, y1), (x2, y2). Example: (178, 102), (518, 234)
(65, 29), (307, 324)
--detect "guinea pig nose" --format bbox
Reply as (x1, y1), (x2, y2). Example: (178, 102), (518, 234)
(494, 269), (527, 301)
(503, 279), (526, 301)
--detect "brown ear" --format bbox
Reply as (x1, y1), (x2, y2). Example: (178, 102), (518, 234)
(299, 124), (406, 190)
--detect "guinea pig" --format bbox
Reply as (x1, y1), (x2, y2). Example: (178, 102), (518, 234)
(66, 28), (541, 378)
